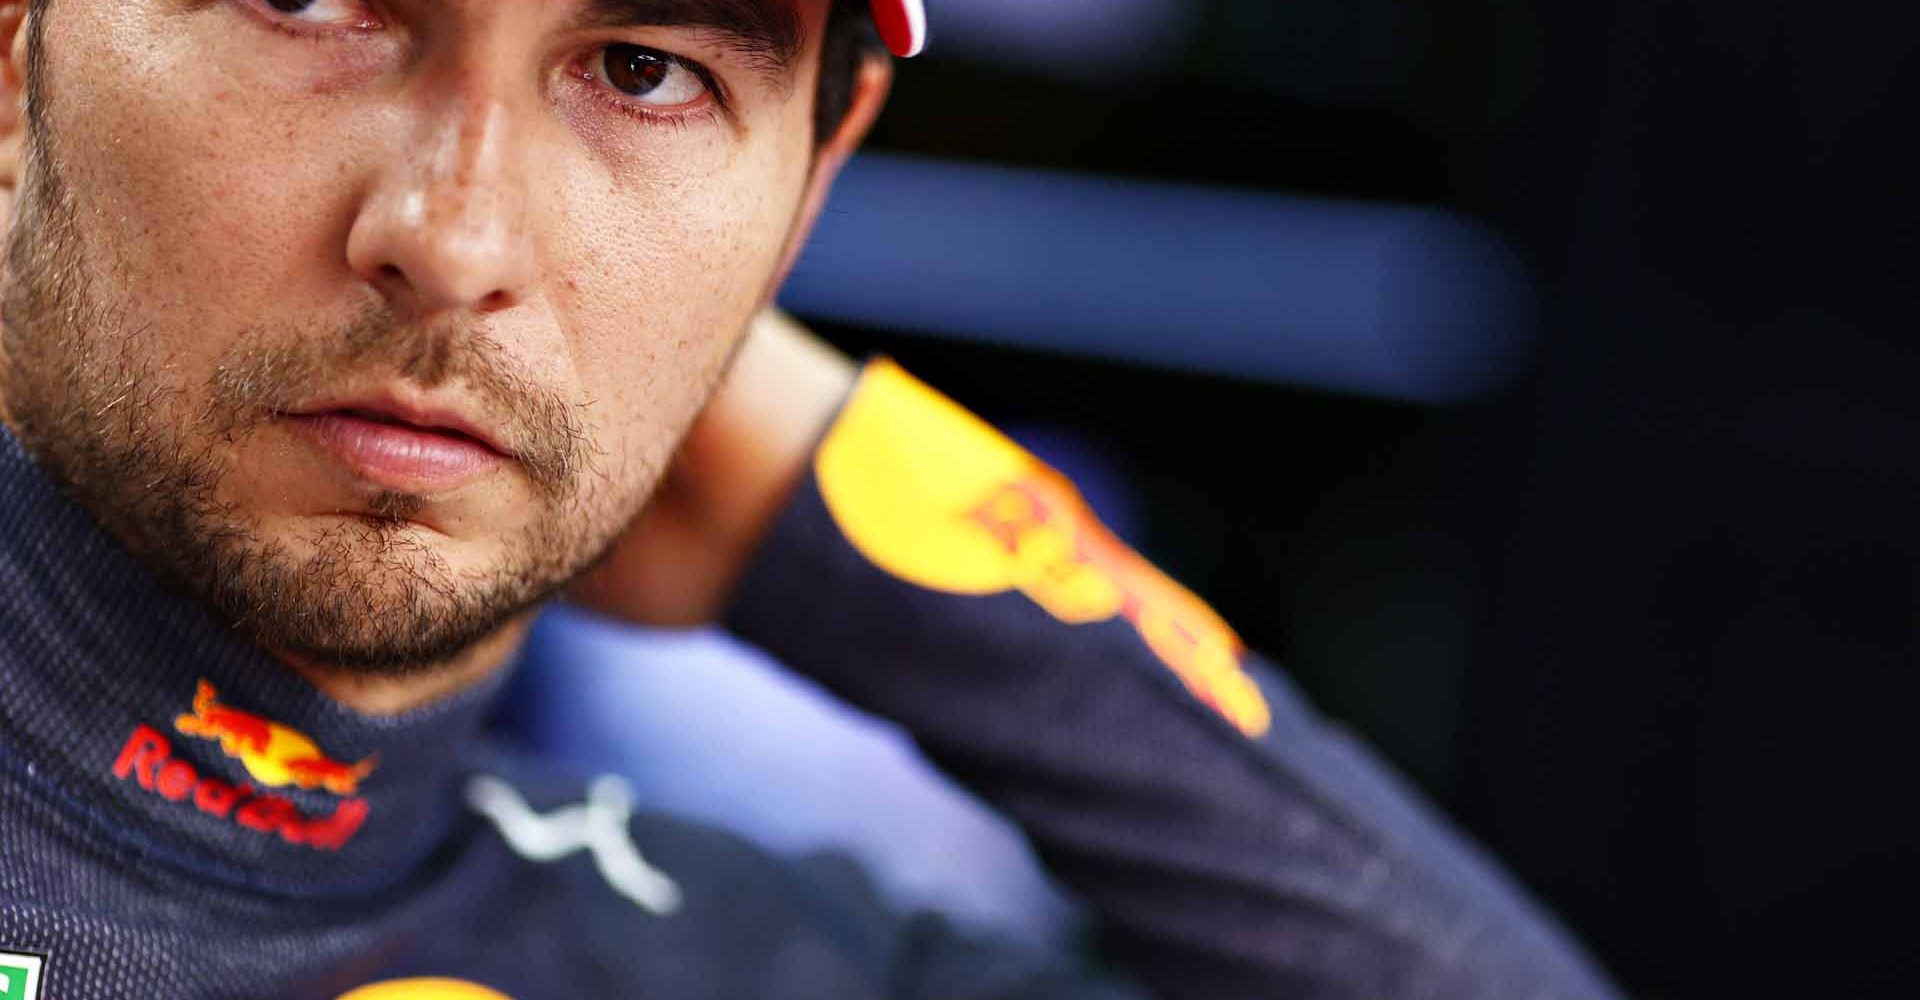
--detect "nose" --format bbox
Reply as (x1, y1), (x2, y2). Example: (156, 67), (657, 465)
(347, 90), (535, 317)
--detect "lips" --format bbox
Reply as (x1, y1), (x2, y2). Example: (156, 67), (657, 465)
(299, 398), (510, 456)
(281, 395), (512, 494)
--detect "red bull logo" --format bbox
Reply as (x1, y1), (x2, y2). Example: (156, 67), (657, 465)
(964, 478), (1271, 737)
(107, 680), (373, 851)
(815, 361), (1273, 738)
(175, 680), (378, 796)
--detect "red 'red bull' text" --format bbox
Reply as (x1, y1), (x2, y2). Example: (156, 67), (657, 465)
(111, 725), (368, 851)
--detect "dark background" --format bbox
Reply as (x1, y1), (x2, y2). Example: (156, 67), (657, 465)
(788, 2), (1920, 996)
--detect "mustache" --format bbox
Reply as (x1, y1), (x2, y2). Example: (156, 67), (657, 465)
(202, 303), (594, 500)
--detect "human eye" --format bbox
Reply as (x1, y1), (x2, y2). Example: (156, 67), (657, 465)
(583, 43), (721, 116)
(241, 0), (381, 32)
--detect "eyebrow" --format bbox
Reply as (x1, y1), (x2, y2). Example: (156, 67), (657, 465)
(579, 0), (805, 84)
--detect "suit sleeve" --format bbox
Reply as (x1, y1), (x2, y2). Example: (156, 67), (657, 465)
(723, 360), (1624, 1000)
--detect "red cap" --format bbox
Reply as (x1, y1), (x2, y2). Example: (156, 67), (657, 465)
(869, 0), (928, 58)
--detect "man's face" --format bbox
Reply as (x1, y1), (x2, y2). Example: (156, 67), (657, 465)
(1, 0), (836, 671)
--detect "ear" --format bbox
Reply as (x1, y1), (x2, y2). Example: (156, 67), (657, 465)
(769, 53), (893, 293)
(0, 2), (30, 234)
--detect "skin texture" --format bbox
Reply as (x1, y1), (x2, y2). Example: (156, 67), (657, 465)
(0, 0), (885, 712)
(567, 306), (856, 628)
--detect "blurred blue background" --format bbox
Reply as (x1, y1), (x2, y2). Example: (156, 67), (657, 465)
(499, 2), (1920, 996)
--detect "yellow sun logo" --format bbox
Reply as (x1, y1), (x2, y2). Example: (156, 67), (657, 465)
(336, 979), (514, 999)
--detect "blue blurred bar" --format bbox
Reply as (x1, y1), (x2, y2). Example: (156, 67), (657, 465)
(780, 154), (1534, 404)
(920, 0), (1198, 80)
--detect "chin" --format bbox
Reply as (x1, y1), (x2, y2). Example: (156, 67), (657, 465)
(217, 468), (606, 659)
(214, 521), (557, 675)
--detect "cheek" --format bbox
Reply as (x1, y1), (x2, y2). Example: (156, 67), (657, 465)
(554, 132), (812, 469)
(39, 9), (368, 370)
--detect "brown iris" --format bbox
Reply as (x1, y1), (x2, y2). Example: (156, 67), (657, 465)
(604, 44), (672, 97)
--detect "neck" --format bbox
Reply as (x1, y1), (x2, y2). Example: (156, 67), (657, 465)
(278, 612), (538, 716)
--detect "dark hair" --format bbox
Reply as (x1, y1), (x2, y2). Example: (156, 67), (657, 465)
(815, 0), (886, 147)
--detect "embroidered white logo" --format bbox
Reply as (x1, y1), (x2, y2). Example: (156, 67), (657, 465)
(465, 774), (682, 916)
(1, 950), (45, 1000)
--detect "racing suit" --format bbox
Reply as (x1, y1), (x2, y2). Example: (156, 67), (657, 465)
(0, 359), (1623, 999)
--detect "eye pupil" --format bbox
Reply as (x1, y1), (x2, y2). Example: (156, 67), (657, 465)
(604, 45), (671, 97)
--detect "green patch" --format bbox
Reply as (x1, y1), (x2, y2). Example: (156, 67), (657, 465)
(0, 951), (45, 1000)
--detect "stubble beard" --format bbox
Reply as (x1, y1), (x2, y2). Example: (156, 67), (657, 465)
(0, 89), (648, 678)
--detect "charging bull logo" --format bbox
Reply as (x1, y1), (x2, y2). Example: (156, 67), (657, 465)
(816, 361), (1272, 738)
(175, 680), (378, 796)
(107, 680), (374, 851)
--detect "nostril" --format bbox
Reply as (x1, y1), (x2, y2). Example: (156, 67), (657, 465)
(477, 290), (514, 314)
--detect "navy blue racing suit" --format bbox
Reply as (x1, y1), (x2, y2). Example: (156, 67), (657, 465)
(0, 360), (1622, 999)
